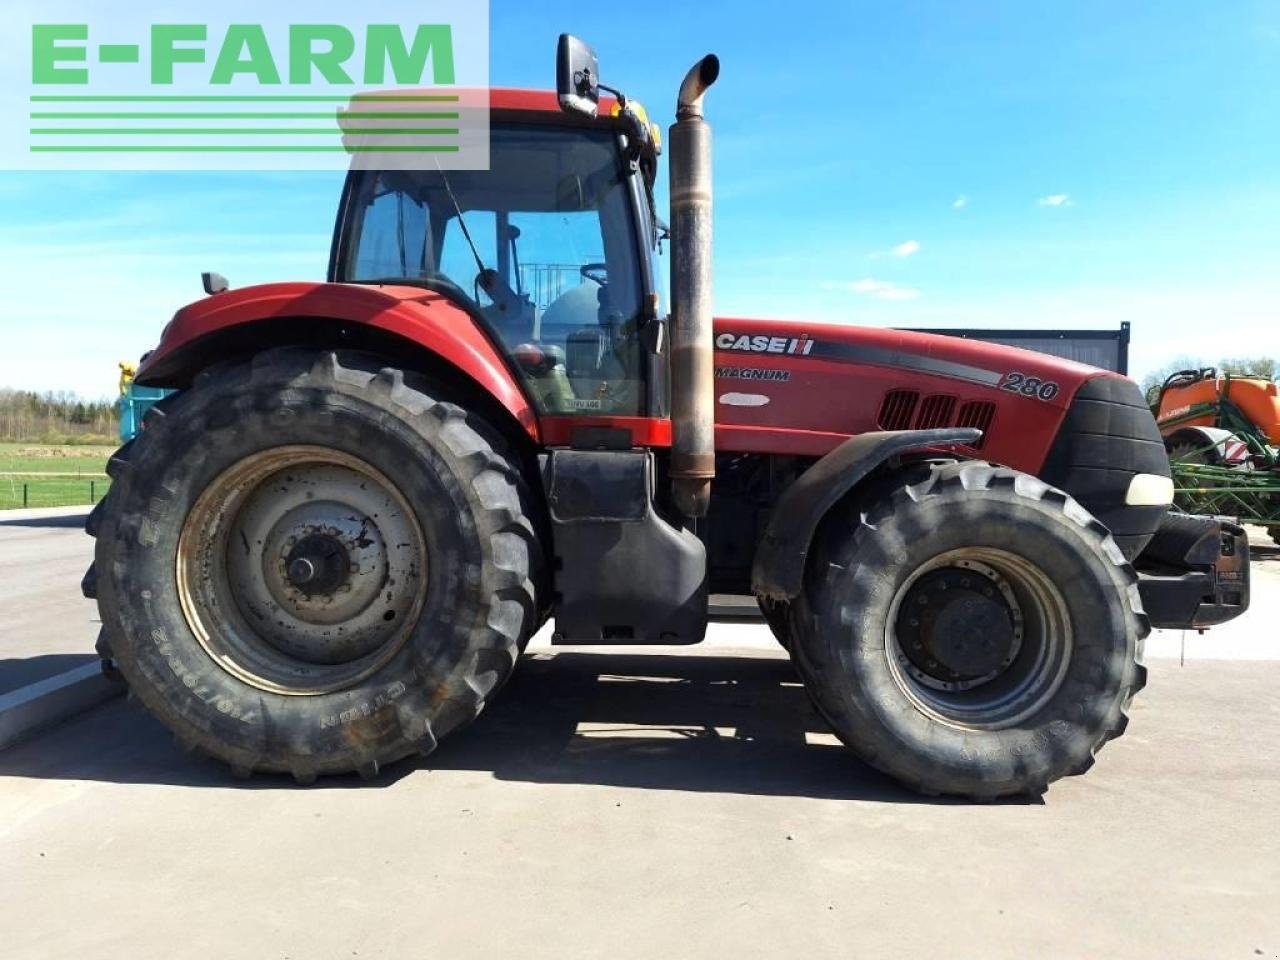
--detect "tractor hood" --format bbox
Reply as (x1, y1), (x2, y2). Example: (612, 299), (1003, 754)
(710, 315), (1114, 475)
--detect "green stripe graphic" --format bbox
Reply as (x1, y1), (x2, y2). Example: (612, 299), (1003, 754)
(31, 128), (460, 136)
(31, 112), (459, 120)
(30, 145), (462, 153)
(26, 93), (470, 161)
(29, 95), (460, 102)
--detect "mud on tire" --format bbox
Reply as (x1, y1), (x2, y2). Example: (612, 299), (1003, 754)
(88, 348), (543, 782)
(790, 461), (1149, 800)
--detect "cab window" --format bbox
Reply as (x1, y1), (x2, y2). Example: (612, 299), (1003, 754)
(343, 126), (646, 416)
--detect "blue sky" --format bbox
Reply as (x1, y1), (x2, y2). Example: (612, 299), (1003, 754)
(1, 0), (1278, 397)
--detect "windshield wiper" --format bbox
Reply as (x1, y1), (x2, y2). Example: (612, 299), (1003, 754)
(437, 165), (488, 279)
(435, 166), (525, 313)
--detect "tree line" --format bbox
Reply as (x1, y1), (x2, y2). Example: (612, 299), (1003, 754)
(0, 388), (118, 443)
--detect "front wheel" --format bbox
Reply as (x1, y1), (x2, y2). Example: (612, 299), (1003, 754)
(791, 462), (1149, 800)
(90, 348), (543, 782)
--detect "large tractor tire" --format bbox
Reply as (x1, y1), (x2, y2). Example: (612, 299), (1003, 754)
(790, 461), (1148, 800)
(757, 597), (792, 653)
(87, 348), (543, 782)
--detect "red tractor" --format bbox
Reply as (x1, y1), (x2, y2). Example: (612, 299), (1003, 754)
(83, 37), (1249, 799)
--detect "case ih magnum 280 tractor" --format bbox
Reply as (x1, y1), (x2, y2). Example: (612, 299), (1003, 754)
(84, 38), (1249, 799)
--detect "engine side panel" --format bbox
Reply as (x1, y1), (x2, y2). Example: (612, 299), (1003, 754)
(710, 317), (1110, 474)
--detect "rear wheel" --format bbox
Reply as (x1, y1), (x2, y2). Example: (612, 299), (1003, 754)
(790, 462), (1148, 800)
(757, 597), (792, 653)
(90, 348), (542, 781)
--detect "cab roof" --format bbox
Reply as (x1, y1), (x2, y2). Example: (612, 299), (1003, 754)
(350, 87), (623, 121)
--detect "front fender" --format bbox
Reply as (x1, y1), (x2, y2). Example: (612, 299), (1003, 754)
(751, 428), (981, 600)
(136, 281), (539, 441)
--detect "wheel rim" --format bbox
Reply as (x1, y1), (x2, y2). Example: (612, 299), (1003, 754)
(885, 548), (1073, 729)
(177, 445), (427, 695)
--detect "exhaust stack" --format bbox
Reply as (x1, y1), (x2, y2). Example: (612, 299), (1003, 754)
(668, 54), (720, 518)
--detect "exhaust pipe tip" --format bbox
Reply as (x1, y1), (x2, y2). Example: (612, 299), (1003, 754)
(677, 54), (720, 119)
(673, 477), (712, 519)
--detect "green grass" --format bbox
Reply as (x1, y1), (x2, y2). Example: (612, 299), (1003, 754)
(0, 476), (111, 510)
(0, 443), (114, 509)
(0, 442), (114, 475)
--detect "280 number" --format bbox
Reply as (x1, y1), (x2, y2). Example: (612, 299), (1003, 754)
(1000, 372), (1060, 401)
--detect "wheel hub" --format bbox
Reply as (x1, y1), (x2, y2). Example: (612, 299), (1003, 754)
(285, 533), (350, 594)
(894, 561), (1024, 692)
(177, 446), (427, 695)
(885, 548), (1071, 729)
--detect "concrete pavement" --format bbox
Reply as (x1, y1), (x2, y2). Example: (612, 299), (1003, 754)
(2, 514), (1278, 958)
(0, 507), (100, 694)
(0, 509), (120, 748)
(1, 649), (1278, 959)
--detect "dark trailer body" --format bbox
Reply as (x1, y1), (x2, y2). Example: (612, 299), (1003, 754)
(916, 323), (1131, 376)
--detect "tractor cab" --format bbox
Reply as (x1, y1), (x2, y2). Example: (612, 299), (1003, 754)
(329, 90), (665, 419)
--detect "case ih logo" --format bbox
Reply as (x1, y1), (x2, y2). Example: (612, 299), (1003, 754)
(716, 332), (815, 356)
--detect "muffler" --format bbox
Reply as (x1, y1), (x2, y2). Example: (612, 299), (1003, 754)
(668, 54), (720, 518)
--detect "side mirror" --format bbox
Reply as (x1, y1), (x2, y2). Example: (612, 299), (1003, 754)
(557, 34), (600, 116)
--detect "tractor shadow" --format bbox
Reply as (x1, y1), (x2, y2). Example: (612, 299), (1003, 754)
(0, 653), (100, 697)
(429, 651), (946, 803)
(0, 512), (90, 529)
(0, 650), (1024, 805)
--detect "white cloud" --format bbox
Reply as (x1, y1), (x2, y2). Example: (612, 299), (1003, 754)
(1038, 193), (1073, 208)
(869, 239), (921, 260)
(953, 195), (969, 210)
(843, 278), (922, 302)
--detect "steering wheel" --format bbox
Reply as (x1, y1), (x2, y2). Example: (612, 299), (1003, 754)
(580, 262), (609, 287)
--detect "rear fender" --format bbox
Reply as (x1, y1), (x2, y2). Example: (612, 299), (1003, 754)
(751, 428), (981, 600)
(135, 282), (539, 441)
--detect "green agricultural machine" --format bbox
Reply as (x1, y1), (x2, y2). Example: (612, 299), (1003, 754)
(1154, 368), (1280, 545)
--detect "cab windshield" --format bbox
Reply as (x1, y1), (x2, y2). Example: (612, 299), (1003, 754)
(340, 125), (646, 416)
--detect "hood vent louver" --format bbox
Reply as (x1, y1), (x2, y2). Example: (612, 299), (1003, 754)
(956, 400), (996, 449)
(916, 394), (958, 430)
(877, 389), (920, 430)
(876, 390), (994, 449)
